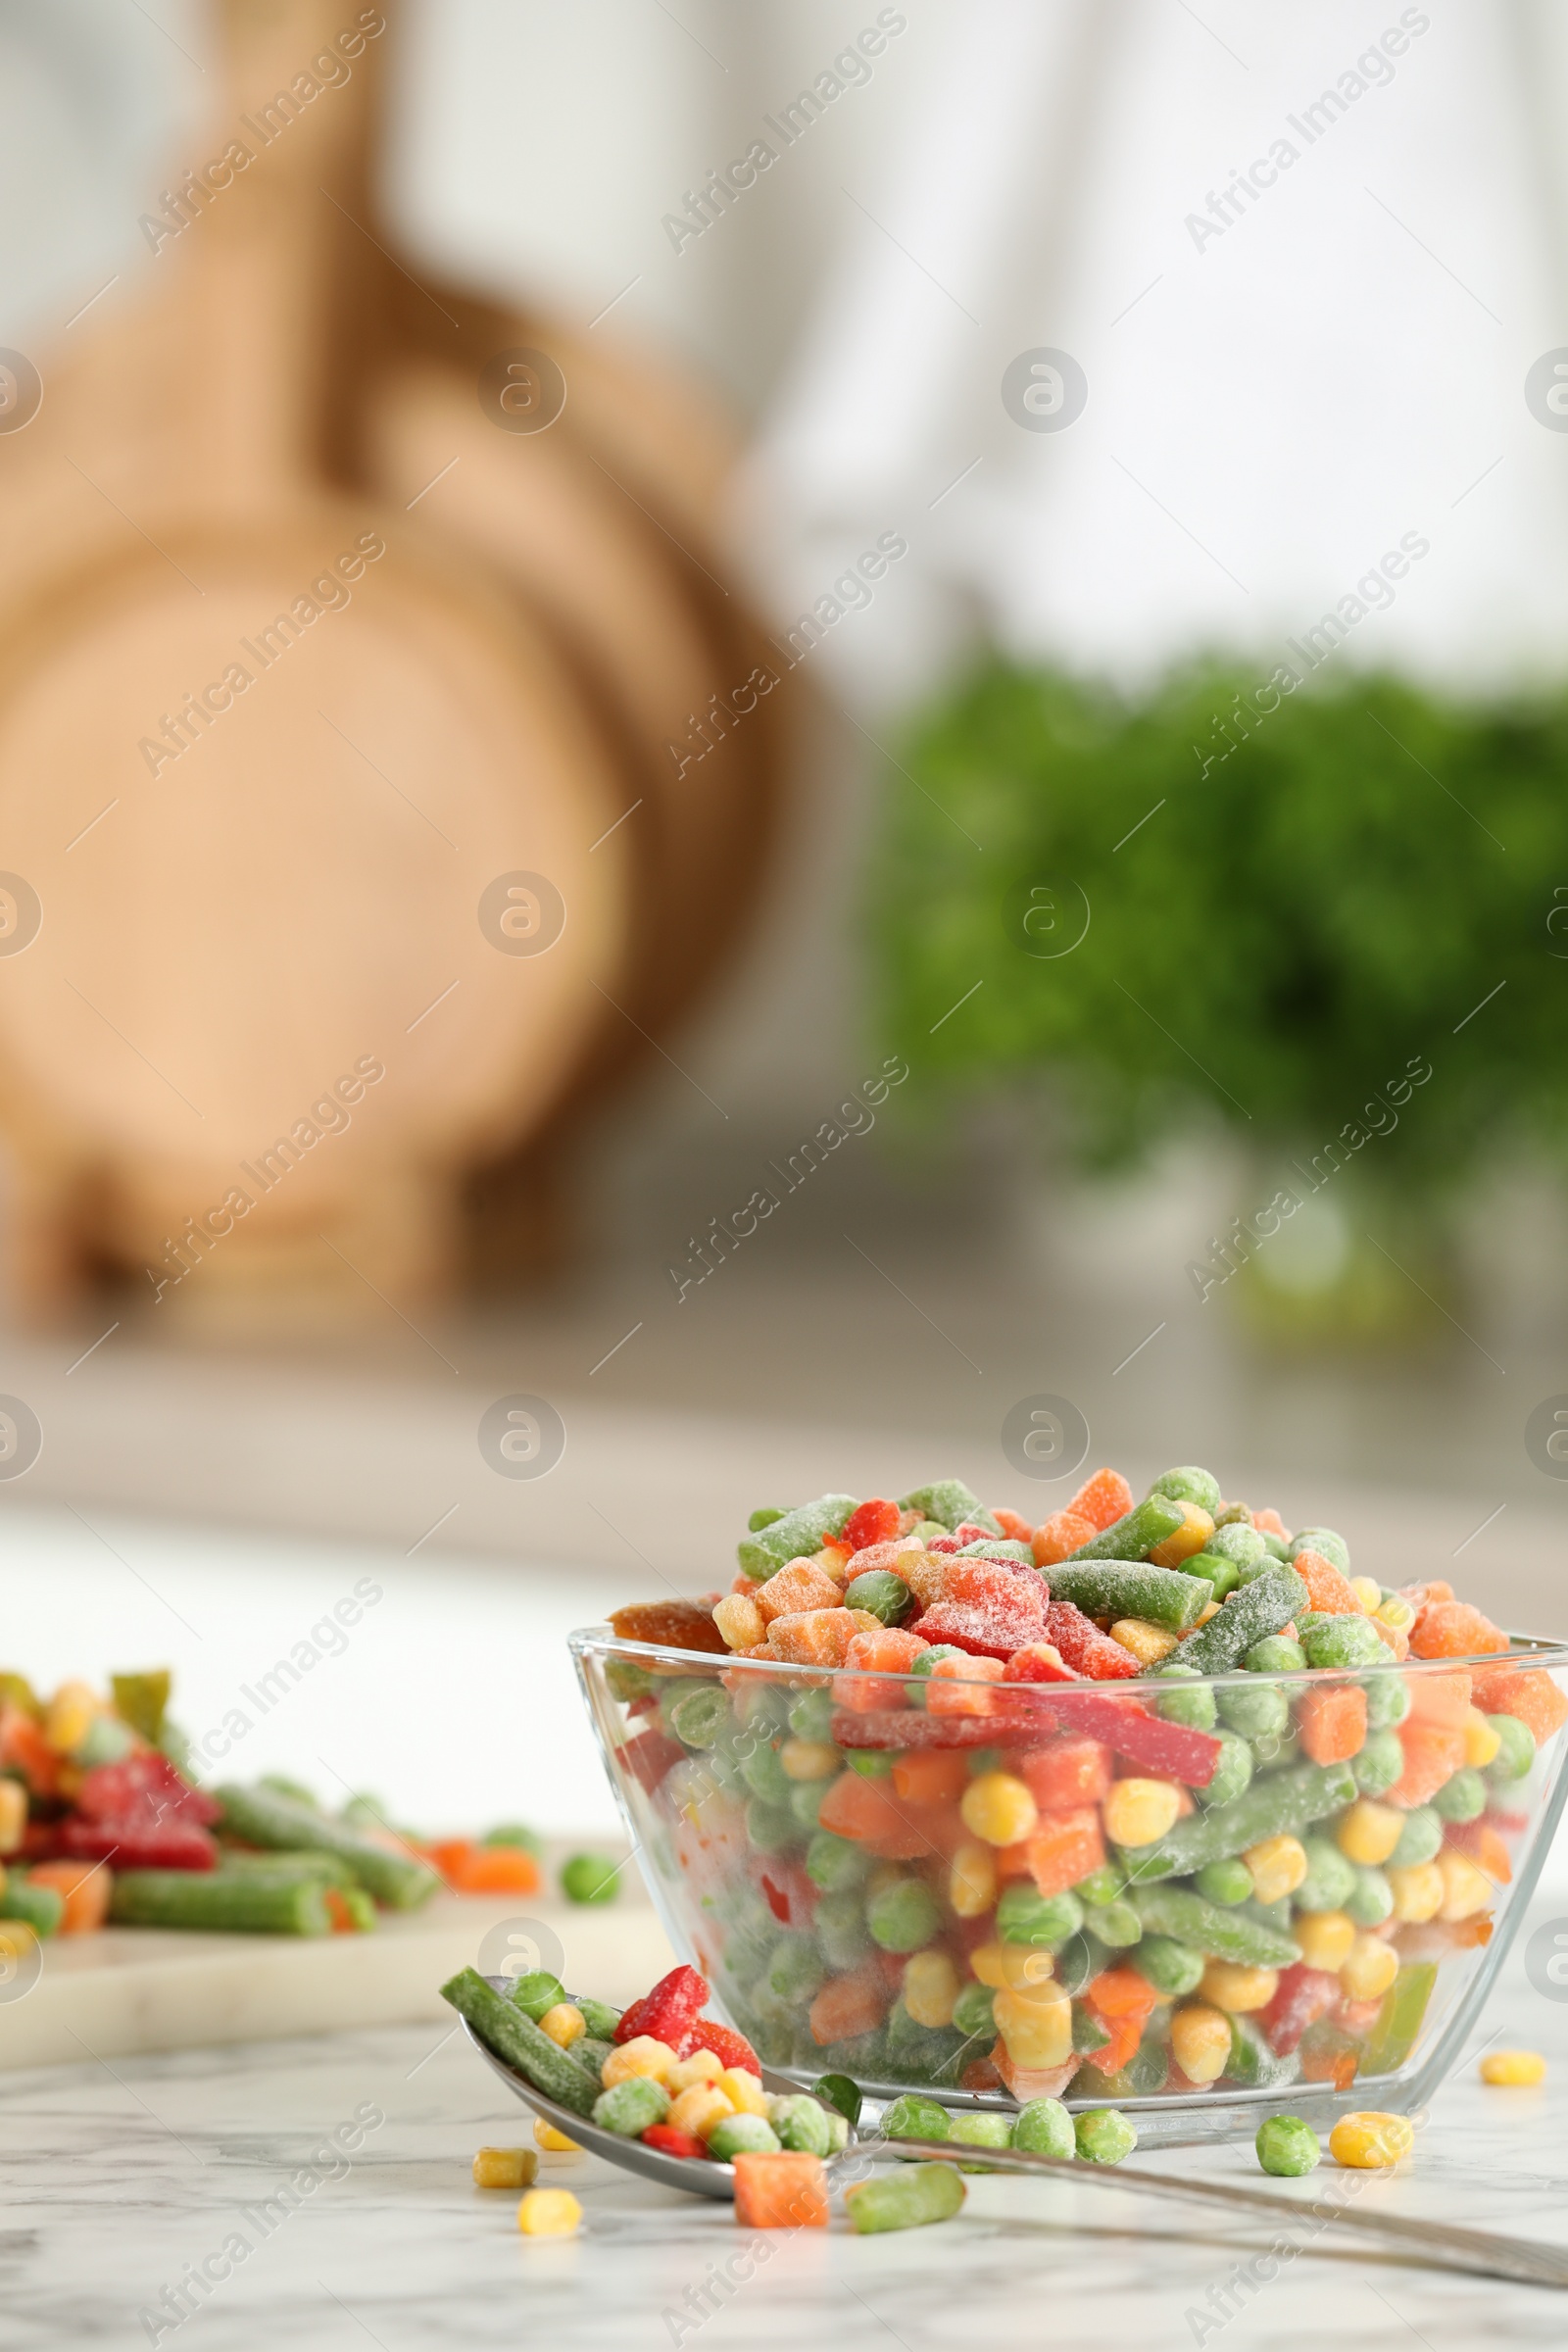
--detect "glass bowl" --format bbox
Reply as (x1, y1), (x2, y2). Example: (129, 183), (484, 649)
(571, 1625), (1568, 2148)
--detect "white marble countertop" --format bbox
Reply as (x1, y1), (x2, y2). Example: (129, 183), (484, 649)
(6, 1915), (1568, 2352)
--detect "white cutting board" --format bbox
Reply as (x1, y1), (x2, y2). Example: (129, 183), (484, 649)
(0, 1891), (674, 2073)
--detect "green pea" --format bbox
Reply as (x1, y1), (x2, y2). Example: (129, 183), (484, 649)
(847, 1748), (895, 1778)
(882, 2092), (950, 2142)
(768, 2093), (833, 2154)
(1132, 1935), (1204, 1997)
(1487, 1715), (1536, 1783)
(789, 1688), (836, 1742)
(1195, 1856), (1253, 1906)
(708, 2113), (780, 2160)
(1255, 2115), (1321, 2177)
(1153, 1665), (1219, 1731)
(593, 2076), (670, 2136)
(559, 1854), (619, 1905)
(1390, 1806), (1443, 1869)
(806, 1831), (868, 1892)
(1089, 1898), (1143, 1949)
(509, 1970), (566, 2021)
(1351, 1728), (1404, 1797)
(815, 1888), (870, 1969)
(1344, 1866), (1394, 1928)
(766, 1935), (825, 2003)
(1364, 1673), (1411, 1730)
(1199, 1729), (1255, 1807)
(866, 1878), (942, 1953)
(1213, 1500), (1252, 1527)
(1246, 1637), (1304, 1674)
(951, 1982), (996, 2038)
(1183, 1554), (1240, 1603)
(789, 1779), (832, 1830)
(910, 1645), (966, 1706)
(1013, 2097), (1074, 2159)
(1148, 1467), (1221, 1513)
(1256, 1534), (1293, 1565)
(1074, 1864), (1127, 1907)
(745, 1799), (798, 1853)
(1431, 1766), (1487, 1822)
(844, 1569), (912, 1626)
(1075, 2107), (1138, 2165)
(1300, 1615), (1384, 1670)
(1290, 1527), (1350, 1574)
(1210, 1522), (1267, 1571)
(965, 1747), (1004, 1777)
(997, 1884), (1083, 1948)
(949, 2111), (1013, 2167)
(1294, 1834), (1356, 1914)
(740, 1739), (792, 1804)
(1218, 1682), (1289, 1740)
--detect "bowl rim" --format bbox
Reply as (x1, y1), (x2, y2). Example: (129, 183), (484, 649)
(568, 1621), (1568, 1691)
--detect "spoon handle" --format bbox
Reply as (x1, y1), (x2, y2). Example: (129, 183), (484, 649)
(866, 2138), (1568, 2290)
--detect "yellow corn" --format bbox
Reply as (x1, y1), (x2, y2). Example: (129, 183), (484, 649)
(970, 1940), (1054, 1993)
(716, 2066), (768, 2116)
(517, 2187), (582, 2236)
(808, 1545), (851, 1584)
(1149, 1503), (1215, 1566)
(1329, 2112), (1413, 2170)
(1374, 1594), (1415, 1635)
(992, 1984), (1073, 2070)
(533, 2119), (581, 2154)
(1108, 1618), (1177, 1666)
(780, 1739), (839, 1783)
(1243, 1834), (1308, 1904)
(601, 2035), (676, 2087)
(713, 1593), (765, 1650)
(45, 1681), (98, 1755)
(1102, 1778), (1184, 1848)
(1387, 1860), (1444, 1924)
(1196, 1599), (1221, 1626)
(668, 2083), (734, 2140)
(1480, 2050), (1546, 2086)
(1335, 1798), (1403, 1867)
(1170, 2003), (1232, 2084)
(1199, 1961), (1278, 2015)
(666, 2048), (724, 2094)
(1348, 1576), (1383, 1614)
(1339, 1933), (1399, 2003)
(472, 2146), (538, 2189)
(0, 1921), (36, 1970)
(959, 1772), (1039, 1848)
(537, 2003), (585, 2049)
(1462, 1706), (1502, 1769)
(1294, 1909), (1356, 1973)
(903, 1949), (959, 2030)
(0, 1781), (24, 1856)
(1436, 1847), (1493, 1923)
(949, 1838), (997, 1920)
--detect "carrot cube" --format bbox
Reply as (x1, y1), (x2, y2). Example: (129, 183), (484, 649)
(1388, 1722), (1467, 1808)
(1293, 1549), (1364, 1618)
(1405, 1671), (1473, 1730)
(1016, 1739), (1113, 1810)
(839, 1626), (931, 1713)
(1445, 1819), (1513, 1886)
(25, 1858), (111, 1934)
(444, 1843), (542, 1895)
(808, 1969), (884, 2046)
(992, 1507), (1035, 1544)
(1023, 1806), (1103, 1896)
(734, 2150), (829, 2229)
(1031, 1509), (1097, 1568)
(1252, 1508), (1287, 1536)
(1410, 1602), (1508, 1661)
(1470, 1665), (1568, 1742)
(756, 1561), (843, 1624)
(1066, 1468), (1135, 1533)
(767, 1609), (864, 1666)
(816, 1772), (906, 1843)
(1297, 1683), (1368, 1766)
(924, 1655), (1004, 1716)
(892, 1752), (969, 1804)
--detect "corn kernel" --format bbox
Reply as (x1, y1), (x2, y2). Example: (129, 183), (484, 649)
(969, 1939), (1055, 1993)
(959, 1771), (1039, 1848)
(1374, 1594), (1416, 1635)
(713, 1593), (766, 1650)
(993, 1984), (1073, 2070)
(903, 1949), (959, 2030)
(45, 1681), (98, 1755)
(1243, 1834), (1308, 1905)
(1294, 1909), (1356, 1973)
(1108, 1618), (1177, 1666)
(780, 1739), (839, 1783)
(1102, 1777), (1184, 1849)
(1196, 1599), (1221, 1626)
(1436, 1847), (1493, 1923)
(1149, 1502), (1215, 1566)
(666, 2048), (725, 2094)
(949, 1838), (997, 1920)
(1336, 1798), (1403, 1867)
(533, 2119), (581, 2154)
(472, 2145), (538, 2189)
(1462, 1706), (1502, 1770)
(1481, 2049), (1546, 2086)
(1348, 1576), (1382, 1613)
(668, 2083), (735, 2139)
(537, 2003), (585, 2049)
(0, 1920), (36, 1970)
(1199, 1960), (1279, 2014)
(0, 1781), (24, 1856)
(1171, 2003), (1232, 2084)
(601, 2035), (676, 2087)
(1387, 1861), (1444, 1924)
(716, 2066), (768, 2115)
(1340, 1933), (1399, 2003)
(517, 2187), (582, 2235)
(1329, 2111), (1413, 2170)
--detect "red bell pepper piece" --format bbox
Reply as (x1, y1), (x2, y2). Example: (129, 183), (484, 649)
(1041, 1601), (1141, 1682)
(619, 1729), (685, 1794)
(55, 1750), (220, 1871)
(1259, 1962), (1340, 2055)
(677, 2015), (761, 2076)
(615, 1963), (710, 2047)
(642, 2124), (709, 2160)
(841, 1498), (902, 1552)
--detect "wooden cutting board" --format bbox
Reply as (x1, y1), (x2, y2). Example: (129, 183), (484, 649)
(0, 0), (788, 1317)
(0, 1890), (674, 2073)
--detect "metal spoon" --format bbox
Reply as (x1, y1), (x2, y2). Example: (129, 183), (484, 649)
(461, 2016), (1568, 2285)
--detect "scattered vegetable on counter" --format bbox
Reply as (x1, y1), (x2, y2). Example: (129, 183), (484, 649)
(1480, 2050), (1545, 2086)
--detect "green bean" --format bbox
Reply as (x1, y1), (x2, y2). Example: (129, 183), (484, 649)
(440, 1968), (598, 2115)
(1175, 1566), (1308, 1677)
(213, 1784), (437, 1909)
(737, 1493), (858, 1575)
(846, 2163), (966, 2232)
(1132, 1934), (1205, 1996)
(1129, 1884), (1298, 1965)
(1069, 1497), (1188, 1562)
(1044, 1559), (1208, 1630)
(1125, 1760), (1356, 1882)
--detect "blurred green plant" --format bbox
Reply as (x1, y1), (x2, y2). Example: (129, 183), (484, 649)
(871, 661), (1568, 1198)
